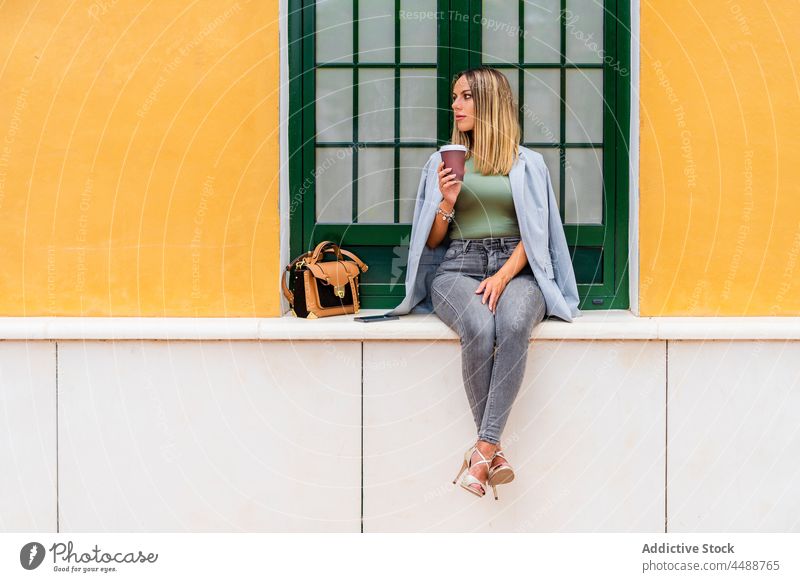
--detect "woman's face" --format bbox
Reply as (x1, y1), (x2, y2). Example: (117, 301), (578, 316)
(451, 76), (474, 132)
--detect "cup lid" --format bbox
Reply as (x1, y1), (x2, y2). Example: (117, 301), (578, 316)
(439, 144), (468, 152)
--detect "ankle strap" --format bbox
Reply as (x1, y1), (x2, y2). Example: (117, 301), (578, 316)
(470, 447), (492, 466)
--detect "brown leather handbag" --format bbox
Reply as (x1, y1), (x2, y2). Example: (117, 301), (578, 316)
(282, 241), (369, 318)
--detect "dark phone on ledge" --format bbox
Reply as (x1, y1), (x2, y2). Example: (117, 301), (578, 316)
(354, 314), (399, 323)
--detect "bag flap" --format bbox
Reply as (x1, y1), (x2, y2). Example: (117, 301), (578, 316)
(306, 260), (359, 288)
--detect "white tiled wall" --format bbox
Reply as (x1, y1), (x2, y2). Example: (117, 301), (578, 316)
(363, 340), (665, 531)
(0, 342), (57, 531)
(57, 341), (361, 532)
(667, 340), (800, 531)
(1, 338), (799, 532)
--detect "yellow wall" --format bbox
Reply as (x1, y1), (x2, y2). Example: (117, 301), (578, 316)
(0, 0), (280, 316)
(3, 1), (798, 318)
(640, 0), (800, 315)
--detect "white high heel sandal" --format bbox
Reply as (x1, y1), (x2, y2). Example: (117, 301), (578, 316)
(452, 445), (494, 499)
(487, 450), (515, 499)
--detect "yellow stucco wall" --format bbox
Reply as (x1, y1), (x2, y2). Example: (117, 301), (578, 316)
(640, 0), (800, 315)
(2, 1), (797, 318)
(0, 0), (280, 316)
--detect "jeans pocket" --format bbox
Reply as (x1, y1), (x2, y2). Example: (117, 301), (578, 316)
(502, 238), (521, 255)
(443, 244), (465, 260)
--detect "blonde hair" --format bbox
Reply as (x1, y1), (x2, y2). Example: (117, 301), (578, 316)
(450, 66), (520, 176)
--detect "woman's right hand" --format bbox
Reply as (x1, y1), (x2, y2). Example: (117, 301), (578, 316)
(437, 161), (461, 208)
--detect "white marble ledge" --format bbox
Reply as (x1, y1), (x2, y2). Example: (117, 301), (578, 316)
(1, 311), (800, 340)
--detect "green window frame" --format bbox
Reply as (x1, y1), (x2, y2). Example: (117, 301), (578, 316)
(288, 0), (630, 310)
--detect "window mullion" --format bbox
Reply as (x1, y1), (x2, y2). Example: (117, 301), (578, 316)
(352, 0), (359, 224)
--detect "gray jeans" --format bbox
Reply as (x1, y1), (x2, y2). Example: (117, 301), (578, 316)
(430, 236), (546, 445)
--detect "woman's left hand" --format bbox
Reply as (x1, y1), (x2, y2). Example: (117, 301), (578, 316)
(475, 272), (511, 313)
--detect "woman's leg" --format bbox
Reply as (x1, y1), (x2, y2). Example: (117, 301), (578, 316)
(431, 271), (496, 431)
(478, 271), (547, 445)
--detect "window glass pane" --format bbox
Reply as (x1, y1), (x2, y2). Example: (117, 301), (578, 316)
(316, 0), (353, 63)
(400, 68), (437, 142)
(565, 69), (603, 143)
(316, 69), (353, 142)
(357, 148), (395, 223)
(358, 68), (395, 143)
(565, 0), (603, 64)
(500, 69), (519, 108)
(400, 0), (437, 62)
(315, 147), (354, 223)
(533, 147), (561, 212)
(523, 0), (561, 63)
(359, 0), (395, 62)
(482, 0), (518, 63)
(565, 147), (602, 224)
(523, 69), (560, 144)
(399, 147), (436, 222)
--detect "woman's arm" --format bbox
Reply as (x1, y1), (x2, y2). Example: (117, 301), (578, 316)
(425, 199), (454, 249)
(475, 240), (528, 312)
(495, 241), (528, 283)
(426, 162), (461, 249)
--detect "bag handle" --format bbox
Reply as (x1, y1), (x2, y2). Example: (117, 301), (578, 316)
(319, 247), (369, 273)
(309, 240), (342, 263)
(309, 241), (368, 272)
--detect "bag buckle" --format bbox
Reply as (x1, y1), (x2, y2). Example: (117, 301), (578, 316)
(295, 258), (306, 270)
(335, 285), (345, 298)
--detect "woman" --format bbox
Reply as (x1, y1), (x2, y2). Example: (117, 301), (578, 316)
(429, 67), (576, 500)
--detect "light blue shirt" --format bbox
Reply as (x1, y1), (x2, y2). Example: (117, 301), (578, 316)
(384, 145), (581, 322)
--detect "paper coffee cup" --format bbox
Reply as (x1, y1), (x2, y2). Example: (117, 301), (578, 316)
(439, 144), (468, 183)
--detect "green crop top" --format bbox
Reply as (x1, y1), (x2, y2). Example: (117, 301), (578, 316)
(447, 156), (520, 239)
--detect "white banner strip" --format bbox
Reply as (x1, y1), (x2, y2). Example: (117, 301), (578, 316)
(2, 533), (798, 581)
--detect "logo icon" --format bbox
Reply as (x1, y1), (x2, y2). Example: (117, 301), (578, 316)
(20, 542), (46, 570)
